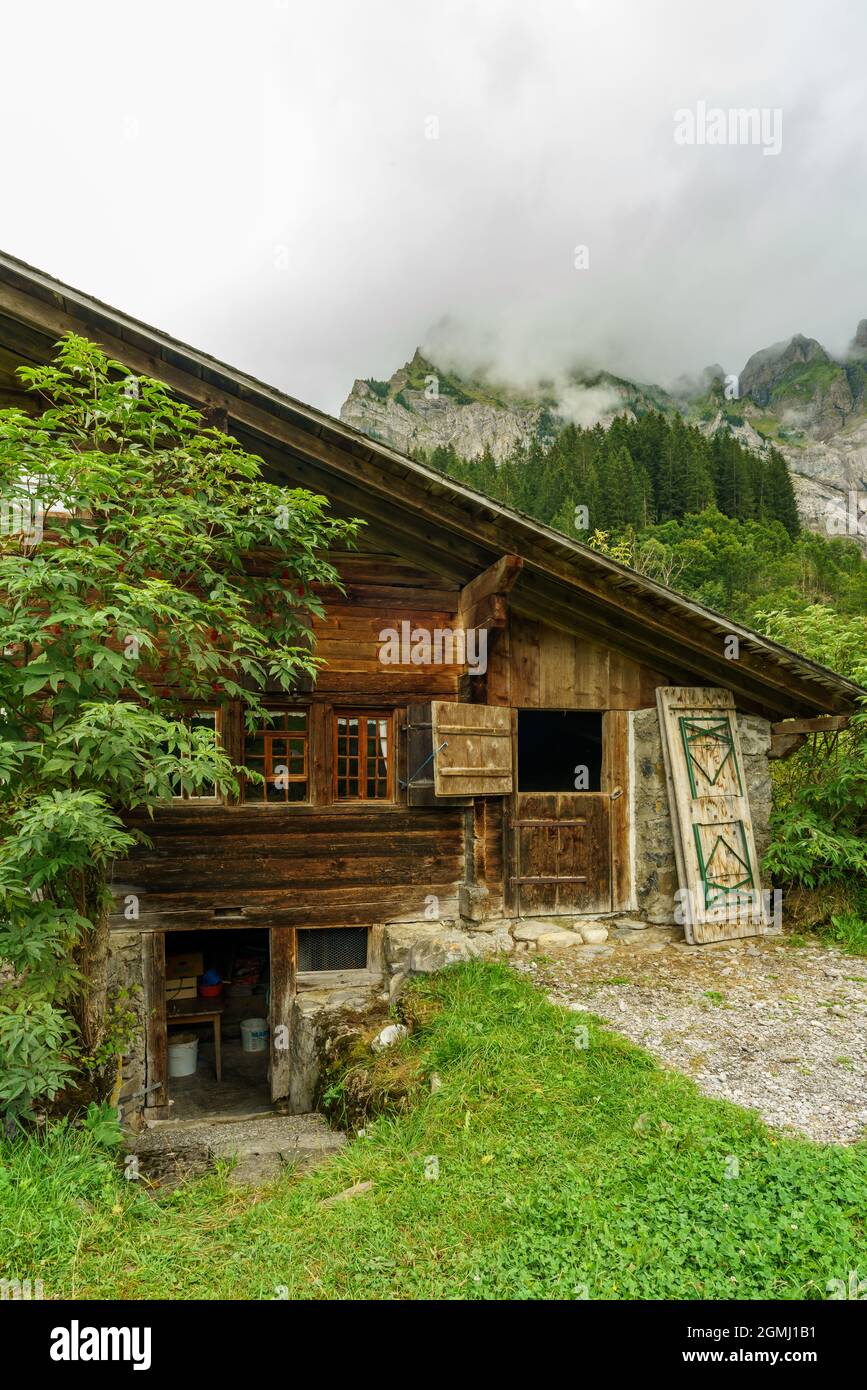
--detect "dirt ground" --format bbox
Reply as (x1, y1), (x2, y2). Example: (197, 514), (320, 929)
(513, 931), (867, 1144)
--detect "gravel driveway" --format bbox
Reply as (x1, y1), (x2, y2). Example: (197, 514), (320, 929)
(513, 932), (867, 1144)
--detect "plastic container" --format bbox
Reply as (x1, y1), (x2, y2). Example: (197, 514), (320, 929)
(168, 1033), (199, 1077)
(198, 982), (223, 998)
(240, 1017), (268, 1053)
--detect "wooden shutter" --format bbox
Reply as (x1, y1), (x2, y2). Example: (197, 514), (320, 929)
(405, 703), (465, 807)
(430, 701), (513, 797)
(656, 687), (767, 943)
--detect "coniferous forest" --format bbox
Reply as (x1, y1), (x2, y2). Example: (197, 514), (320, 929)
(422, 413), (867, 628)
(425, 412), (800, 540)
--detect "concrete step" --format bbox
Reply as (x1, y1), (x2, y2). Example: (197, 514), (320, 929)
(132, 1112), (347, 1189)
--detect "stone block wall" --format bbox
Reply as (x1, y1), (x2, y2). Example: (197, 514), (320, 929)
(106, 930), (148, 1129)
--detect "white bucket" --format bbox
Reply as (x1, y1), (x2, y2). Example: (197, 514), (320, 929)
(240, 1017), (268, 1053)
(168, 1033), (199, 1078)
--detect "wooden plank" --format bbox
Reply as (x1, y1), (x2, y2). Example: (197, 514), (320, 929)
(431, 701), (513, 796)
(269, 927), (296, 1103)
(539, 627), (581, 706)
(510, 615), (541, 706)
(656, 687), (767, 943)
(486, 613), (512, 707)
(458, 592), (508, 634)
(770, 714), (850, 736)
(603, 709), (633, 912)
(143, 932), (167, 1110)
(769, 731), (807, 760)
(458, 554), (523, 615)
(405, 702), (471, 808)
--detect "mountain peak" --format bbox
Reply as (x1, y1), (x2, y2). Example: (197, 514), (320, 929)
(739, 333), (830, 406)
(850, 319), (867, 355)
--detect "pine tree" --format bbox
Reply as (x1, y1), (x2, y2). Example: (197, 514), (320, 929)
(762, 447), (801, 537)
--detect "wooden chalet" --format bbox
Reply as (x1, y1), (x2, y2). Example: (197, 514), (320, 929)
(0, 251), (861, 1122)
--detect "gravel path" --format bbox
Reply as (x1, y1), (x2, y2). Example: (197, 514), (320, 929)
(513, 934), (867, 1144)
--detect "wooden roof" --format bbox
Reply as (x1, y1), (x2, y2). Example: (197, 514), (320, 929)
(0, 248), (861, 720)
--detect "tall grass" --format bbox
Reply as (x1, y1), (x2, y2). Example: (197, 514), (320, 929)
(1, 962), (865, 1300)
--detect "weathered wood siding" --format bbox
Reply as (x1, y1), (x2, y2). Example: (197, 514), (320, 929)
(111, 552), (468, 933)
(488, 613), (667, 710)
(310, 554), (462, 701)
(113, 803), (465, 932)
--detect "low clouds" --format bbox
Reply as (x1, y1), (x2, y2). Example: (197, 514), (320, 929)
(1, 0), (865, 412)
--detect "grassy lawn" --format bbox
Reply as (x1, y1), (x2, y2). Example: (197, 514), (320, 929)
(1, 961), (864, 1300)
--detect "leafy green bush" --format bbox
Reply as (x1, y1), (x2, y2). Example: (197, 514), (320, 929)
(0, 334), (359, 1119)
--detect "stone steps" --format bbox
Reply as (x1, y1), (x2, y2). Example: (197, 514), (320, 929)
(131, 1112), (347, 1189)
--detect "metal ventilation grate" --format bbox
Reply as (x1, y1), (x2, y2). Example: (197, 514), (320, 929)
(297, 927), (368, 972)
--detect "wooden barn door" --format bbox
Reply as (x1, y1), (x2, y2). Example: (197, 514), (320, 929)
(512, 793), (611, 915)
(656, 687), (767, 943)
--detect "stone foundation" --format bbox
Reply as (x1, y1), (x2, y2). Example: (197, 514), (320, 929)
(106, 931), (147, 1130)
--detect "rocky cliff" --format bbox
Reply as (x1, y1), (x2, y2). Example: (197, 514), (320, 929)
(340, 328), (867, 547)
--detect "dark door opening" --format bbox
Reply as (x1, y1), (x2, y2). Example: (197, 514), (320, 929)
(165, 928), (272, 1121)
(517, 709), (602, 792)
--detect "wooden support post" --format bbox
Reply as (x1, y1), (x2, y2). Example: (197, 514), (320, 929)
(143, 932), (167, 1113)
(269, 926), (296, 1105)
(458, 554), (523, 634)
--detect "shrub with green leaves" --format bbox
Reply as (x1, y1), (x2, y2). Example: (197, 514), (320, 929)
(757, 608), (867, 911)
(0, 334), (359, 1118)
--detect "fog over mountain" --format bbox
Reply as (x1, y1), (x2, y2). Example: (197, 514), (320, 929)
(0, 1), (865, 416)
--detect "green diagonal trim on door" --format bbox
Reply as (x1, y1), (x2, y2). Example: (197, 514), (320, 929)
(679, 714), (743, 798)
(692, 821), (755, 912)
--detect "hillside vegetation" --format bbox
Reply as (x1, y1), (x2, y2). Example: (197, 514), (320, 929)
(2, 964), (864, 1300)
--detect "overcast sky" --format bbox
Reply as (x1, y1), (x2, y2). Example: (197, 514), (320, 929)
(2, 0), (865, 412)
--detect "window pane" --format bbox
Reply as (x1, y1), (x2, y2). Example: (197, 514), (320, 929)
(172, 709), (219, 800)
(334, 712), (389, 800)
(298, 927), (368, 971)
(244, 712), (307, 803)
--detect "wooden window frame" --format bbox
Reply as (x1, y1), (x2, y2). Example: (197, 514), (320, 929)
(332, 709), (394, 802)
(171, 708), (221, 803)
(242, 708), (310, 806)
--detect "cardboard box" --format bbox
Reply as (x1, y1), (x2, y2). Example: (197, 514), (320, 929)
(166, 953), (203, 980)
(166, 974), (199, 1002)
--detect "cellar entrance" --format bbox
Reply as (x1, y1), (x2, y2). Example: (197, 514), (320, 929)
(164, 928), (272, 1122)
